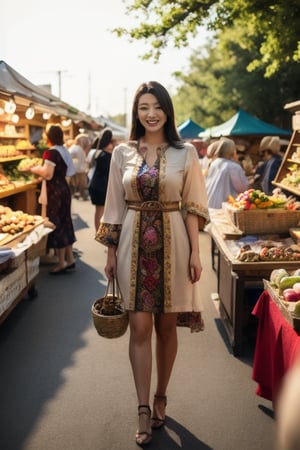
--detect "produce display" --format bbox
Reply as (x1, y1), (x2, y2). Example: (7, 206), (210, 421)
(290, 146), (300, 163)
(17, 157), (43, 171)
(228, 188), (300, 210)
(0, 205), (39, 234)
(279, 163), (300, 190)
(0, 157), (42, 184)
(269, 268), (300, 318)
(236, 242), (300, 262)
(15, 140), (35, 150)
(0, 172), (15, 191)
(0, 145), (22, 158)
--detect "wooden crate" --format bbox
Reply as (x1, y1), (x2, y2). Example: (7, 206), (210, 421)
(26, 257), (40, 283)
(0, 264), (27, 316)
(263, 279), (300, 331)
(26, 235), (48, 260)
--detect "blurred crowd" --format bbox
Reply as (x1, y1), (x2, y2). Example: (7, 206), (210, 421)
(193, 135), (285, 209)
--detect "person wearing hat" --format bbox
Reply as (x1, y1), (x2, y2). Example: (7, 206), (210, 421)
(88, 128), (116, 230)
(255, 136), (282, 195)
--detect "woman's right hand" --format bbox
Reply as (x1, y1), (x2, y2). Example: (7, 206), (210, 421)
(104, 247), (117, 280)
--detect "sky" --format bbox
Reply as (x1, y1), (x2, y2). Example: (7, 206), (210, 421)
(0, 0), (209, 123)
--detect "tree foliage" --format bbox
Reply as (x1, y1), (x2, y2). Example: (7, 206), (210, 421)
(172, 25), (300, 128)
(114, 0), (300, 77)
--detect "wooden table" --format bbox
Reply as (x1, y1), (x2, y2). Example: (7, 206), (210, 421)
(209, 224), (300, 356)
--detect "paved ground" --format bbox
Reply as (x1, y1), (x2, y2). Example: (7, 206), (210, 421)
(0, 198), (277, 450)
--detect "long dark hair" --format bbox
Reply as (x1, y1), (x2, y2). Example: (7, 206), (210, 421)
(129, 81), (184, 149)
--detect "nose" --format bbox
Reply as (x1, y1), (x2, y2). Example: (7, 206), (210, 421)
(147, 107), (157, 117)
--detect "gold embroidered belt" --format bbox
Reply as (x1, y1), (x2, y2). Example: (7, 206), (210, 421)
(127, 201), (180, 212)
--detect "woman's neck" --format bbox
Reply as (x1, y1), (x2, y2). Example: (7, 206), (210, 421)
(141, 131), (166, 146)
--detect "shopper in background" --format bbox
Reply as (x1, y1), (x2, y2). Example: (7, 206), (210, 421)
(87, 128), (115, 231)
(96, 81), (209, 446)
(205, 137), (249, 208)
(69, 133), (91, 200)
(255, 136), (282, 195)
(31, 125), (76, 274)
(201, 139), (220, 176)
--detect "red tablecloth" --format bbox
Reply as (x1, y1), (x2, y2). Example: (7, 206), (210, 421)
(252, 291), (300, 402)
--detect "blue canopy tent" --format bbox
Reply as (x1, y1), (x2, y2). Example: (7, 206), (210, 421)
(178, 118), (205, 138)
(199, 109), (291, 138)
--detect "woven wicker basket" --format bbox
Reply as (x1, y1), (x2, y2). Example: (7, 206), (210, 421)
(223, 203), (300, 234)
(91, 279), (128, 339)
(263, 279), (300, 331)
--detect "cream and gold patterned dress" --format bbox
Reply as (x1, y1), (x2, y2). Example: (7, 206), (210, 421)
(96, 141), (209, 317)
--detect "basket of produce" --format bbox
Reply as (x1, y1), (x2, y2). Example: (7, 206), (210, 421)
(91, 277), (128, 339)
(224, 189), (300, 234)
(264, 269), (300, 331)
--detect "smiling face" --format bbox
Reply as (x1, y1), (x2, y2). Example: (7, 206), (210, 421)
(137, 93), (167, 134)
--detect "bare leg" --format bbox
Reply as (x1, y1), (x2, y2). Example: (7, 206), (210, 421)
(151, 313), (178, 426)
(129, 311), (153, 405)
(95, 205), (104, 232)
(65, 245), (75, 266)
(154, 313), (178, 395)
(50, 247), (66, 272)
(129, 311), (153, 444)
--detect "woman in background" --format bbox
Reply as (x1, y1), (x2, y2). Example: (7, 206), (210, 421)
(69, 133), (91, 200)
(31, 125), (76, 274)
(205, 137), (249, 208)
(88, 128), (115, 231)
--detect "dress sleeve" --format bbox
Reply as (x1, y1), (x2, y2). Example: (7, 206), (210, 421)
(95, 145), (127, 247)
(229, 162), (249, 193)
(43, 149), (56, 164)
(181, 144), (210, 227)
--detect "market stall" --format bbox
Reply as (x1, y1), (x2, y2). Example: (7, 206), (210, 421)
(0, 60), (93, 215)
(0, 212), (53, 323)
(206, 102), (300, 356)
(207, 212), (300, 356)
(0, 61), (94, 324)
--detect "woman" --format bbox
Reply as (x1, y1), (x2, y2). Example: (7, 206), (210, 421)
(69, 133), (91, 200)
(31, 125), (76, 274)
(205, 137), (249, 208)
(87, 128), (115, 231)
(96, 81), (209, 446)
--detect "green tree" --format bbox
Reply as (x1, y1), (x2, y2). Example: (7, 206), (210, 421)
(173, 25), (300, 128)
(114, 0), (300, 77)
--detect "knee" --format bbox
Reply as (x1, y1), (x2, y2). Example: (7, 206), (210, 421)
(130, 322), (152, 345)
(155, 324), (176, 342)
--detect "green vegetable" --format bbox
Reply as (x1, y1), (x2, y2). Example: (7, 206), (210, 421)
(279, 276), (300, 292)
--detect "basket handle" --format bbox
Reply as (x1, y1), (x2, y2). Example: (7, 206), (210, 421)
(104, 277), (121, 303)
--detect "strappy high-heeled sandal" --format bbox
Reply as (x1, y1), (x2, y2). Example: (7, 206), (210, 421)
(136, 405), (152, 446)
(151, 394), (167, 429)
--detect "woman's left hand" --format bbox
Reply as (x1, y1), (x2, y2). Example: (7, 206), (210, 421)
(189, 251), (202, 283)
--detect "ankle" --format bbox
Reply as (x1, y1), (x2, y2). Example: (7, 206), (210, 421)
(138, 405), (151, 416)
